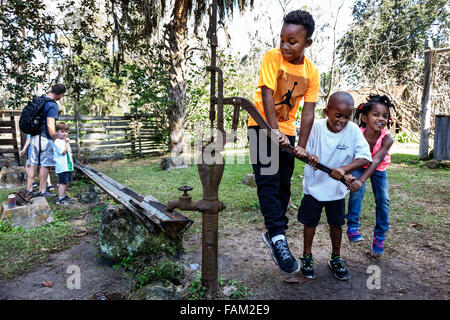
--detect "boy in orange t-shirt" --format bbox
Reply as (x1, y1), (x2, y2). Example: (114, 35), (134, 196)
(248, 10), (319, 275)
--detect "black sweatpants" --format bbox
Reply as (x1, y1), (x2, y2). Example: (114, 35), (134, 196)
(248, 126), (296, 238)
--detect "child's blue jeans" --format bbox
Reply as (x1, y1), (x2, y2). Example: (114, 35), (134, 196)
(346, 168), (390, 240)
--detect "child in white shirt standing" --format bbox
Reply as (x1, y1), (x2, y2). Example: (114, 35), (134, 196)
(53, 122), (73, 205)
(293, 91), (372, 281)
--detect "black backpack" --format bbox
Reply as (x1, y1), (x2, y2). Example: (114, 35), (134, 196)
(19, 96), (55, 136)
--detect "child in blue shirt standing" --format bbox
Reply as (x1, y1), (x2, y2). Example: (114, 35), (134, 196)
(53, 122), (73, 205)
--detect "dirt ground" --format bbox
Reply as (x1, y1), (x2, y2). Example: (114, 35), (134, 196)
(0, 212), (447, 300)
(0, 144), (448, 300)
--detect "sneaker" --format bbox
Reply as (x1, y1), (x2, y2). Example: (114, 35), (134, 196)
(262, 232), (300, 275)
(347, 227), (364, 242)
(328, 255), (350, 281)
(37, 191), (57, 197)
(56, 196), (71, 206)
(47, 184), (55, 192)
(372, 234), (384, 255)
(299, 253), (315, 279)
(32, 182), (38, 189)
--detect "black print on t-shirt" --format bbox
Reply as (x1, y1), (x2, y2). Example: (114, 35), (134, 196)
(275, 81), (298, 110)
(336, 144), (349, 150)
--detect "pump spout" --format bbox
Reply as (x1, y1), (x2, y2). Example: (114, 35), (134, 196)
(167, 198), (202, 212)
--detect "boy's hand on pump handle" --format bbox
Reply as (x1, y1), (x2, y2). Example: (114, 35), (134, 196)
(330, 167), (346, 180)
(346, 178), (363, 192)
(275, 130), (291, 147)
(293, 146), (319, 169)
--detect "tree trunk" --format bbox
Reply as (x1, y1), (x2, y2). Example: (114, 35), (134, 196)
(419, 38), (433, 160)
(165, 1), (189, 156)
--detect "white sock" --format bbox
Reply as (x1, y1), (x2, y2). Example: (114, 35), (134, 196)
(271, 234), (285, 244)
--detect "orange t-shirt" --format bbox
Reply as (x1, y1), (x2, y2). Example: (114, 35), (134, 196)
(248, 48), (320, 136)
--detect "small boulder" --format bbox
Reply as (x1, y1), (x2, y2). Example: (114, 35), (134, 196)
(129, 280), (184, 300)
(78, 184), (100, 204)
(222, 285), (237, 297)
(0, 166), (26, 189)
(242, 173), (256, 188)
(160, 157), (188, 171)
(424, 159), (440, 169)
(440, 160), (450, 169)
(0, 157), (19, 168)
(98, 204), (181, 263)
(1, 196), (54, 229)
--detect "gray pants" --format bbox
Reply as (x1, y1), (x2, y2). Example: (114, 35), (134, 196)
(26, 135), (55, 167)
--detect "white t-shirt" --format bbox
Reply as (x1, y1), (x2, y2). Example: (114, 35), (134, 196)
(303, 118), (372, 201)
(53, 138), (74, 174)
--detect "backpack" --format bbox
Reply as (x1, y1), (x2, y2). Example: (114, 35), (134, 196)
(19, 96), (55, 136)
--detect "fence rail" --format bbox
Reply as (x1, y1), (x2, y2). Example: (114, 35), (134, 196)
(0, 112), (166, 163)
(0, 116), (20, 163)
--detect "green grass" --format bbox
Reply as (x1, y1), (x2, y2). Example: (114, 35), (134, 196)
(0, 180), (95, 279)
(95, 151), (449, 253)
(1, 150), (448, 282)
(95, 154), (308, 236)
(348, 153), (449, 251)
(0, 220), (77, 279)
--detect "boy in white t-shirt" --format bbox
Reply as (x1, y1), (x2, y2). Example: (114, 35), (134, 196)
(53, 122), (74, 205)
(293, 91), (372, 281)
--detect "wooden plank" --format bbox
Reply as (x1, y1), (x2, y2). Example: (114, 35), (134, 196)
(124, 113), (157, 118)
(434, 115), (450, 160)
(0, 139), (17, 145)
(0, 128), (15, 134)
(59, 115), (126, 121)
(79, 145), (131, 152)
(0, 149), (18, 154)
(67, 121), (132, 128)
(0, 121), (14, 127)
(80, 140), (131, 147)
(424, 47), (450, 53)
(74, 133), (128, 140)
(71, 129), (128, 135)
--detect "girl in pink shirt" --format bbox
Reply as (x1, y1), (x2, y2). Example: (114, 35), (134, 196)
(345, 95), (395, 255)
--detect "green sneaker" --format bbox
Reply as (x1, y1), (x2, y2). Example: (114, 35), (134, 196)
(328, 255), (350, 281)
(300, 253), (315, 279)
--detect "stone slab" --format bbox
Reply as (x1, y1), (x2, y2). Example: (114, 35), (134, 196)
(160, 157), (188, 171)
(242, 173), (256, 188)
(0, 166), (26, 188)
(1, 196), (54, 229)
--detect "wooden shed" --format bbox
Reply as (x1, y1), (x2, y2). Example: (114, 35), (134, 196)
(433, 114), (450, 160)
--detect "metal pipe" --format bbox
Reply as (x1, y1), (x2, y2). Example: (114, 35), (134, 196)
(206, 66), (225, 147)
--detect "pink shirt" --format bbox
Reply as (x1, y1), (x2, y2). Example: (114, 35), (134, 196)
(362, 128), (391, 171)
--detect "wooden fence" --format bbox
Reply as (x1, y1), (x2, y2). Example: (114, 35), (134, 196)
(0, 115), (20, 163)
(0, 111), (167, 163)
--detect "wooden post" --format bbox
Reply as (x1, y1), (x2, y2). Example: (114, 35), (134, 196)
(10, 116), (20, 164)
(75, 104), (80, 159)
(20, 130), (26, 166)
(130, 114), (136, 157)
(419, 38), (433, 160)
(137, 115), (142, 157)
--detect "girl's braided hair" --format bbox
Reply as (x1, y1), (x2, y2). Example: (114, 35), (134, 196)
(354, 94), (396, 128)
